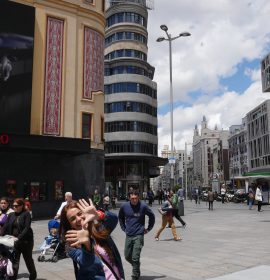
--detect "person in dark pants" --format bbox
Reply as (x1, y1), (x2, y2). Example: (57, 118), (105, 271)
(208, 188), (214, 210)
(171, 191), (186, 228)
(157, 189), (163, 205)
(221, 184), (226, 204)
(118, 190), (155, 280)
(1, 198), (37, 280)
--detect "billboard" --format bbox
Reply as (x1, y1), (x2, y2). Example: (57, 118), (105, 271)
(0, 1), (35, 134)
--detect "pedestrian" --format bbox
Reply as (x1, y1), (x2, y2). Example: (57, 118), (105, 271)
(0, 197), (14, 234)
(157, 189), (163, 205)
(171, 191), (186, 227)
(147, 189), (154, 207)
(111, 194), (117, 209)
(177, 187), (185, 215)
(255, 185), (263, 212)
(142, 191), (147, 202)
(155, 193), (182, 241)
(248, 188), (254, 210)
(221, 184), (226, 204)
(103, 193), (110, 211)
(60, 199), (125, 280)
(194, 188), (199, 204)
(208, 188), (214, 210)
(93, 189), (101, 208)
(118, 190), (155, 280)
(24, 197), (32, 218)
(54, 192), (73, 219)
(1, 198), (37, 280)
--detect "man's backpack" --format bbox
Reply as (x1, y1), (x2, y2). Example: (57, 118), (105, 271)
(172, 194), (178, 208)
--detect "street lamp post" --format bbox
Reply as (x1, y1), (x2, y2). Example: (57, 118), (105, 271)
(157, 25), (191, 190)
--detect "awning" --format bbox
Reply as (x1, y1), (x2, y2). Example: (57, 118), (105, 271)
(243, 172), (270, 178)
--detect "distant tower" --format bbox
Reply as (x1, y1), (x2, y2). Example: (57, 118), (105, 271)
(202, 115), (207, 129)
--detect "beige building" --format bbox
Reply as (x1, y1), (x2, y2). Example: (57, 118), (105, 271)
(0, 0), (106, 218)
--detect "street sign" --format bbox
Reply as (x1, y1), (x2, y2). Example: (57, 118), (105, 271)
(169, 157), (176, 164)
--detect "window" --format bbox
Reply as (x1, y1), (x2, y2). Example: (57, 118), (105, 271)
(82, 113), (92, 139)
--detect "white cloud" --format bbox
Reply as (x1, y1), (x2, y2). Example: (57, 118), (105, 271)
(157, 78), (269, 155)
(146, 0), (270, 154)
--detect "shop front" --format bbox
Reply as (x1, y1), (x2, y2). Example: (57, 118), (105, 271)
(0, 134), (104, 218)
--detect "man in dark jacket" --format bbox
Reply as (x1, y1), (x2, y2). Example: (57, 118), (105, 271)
(118, 190), (155, 280)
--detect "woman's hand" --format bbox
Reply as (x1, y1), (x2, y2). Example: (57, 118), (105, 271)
(77, 199), (99, 229)
(65, 229), (90, 249)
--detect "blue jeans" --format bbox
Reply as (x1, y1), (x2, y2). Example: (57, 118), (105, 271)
(248, 199), (253, 210)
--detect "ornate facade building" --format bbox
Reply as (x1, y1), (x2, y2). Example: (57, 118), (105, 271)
(104, 0), (165, 197)
(0, 0), (105, 217)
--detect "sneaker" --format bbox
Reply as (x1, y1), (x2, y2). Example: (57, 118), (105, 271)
(174, 237), (182, 241)
(155, 237), (159, 241)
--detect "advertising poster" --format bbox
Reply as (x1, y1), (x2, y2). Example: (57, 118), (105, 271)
(6, 180), (16, 198)
(30, 182), (40, 201)
(0, 1), (35, 134)
(55, 181), (64, 200)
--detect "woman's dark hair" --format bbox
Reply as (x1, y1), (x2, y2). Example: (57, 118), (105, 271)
(13, 198), (26, 211)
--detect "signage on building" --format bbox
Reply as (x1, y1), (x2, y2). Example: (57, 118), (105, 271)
(0, 134), (9, 145)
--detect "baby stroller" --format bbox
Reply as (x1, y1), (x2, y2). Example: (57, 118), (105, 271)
(38, 219), (64, 263)
(0, 243), (14, 279)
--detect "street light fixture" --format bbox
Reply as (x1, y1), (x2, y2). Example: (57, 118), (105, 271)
(157, 24), (191, 190)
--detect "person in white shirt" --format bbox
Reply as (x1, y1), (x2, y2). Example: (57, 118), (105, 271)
(54, 192), (72, 219)
(220, 184), (226, 204)
(255, 186), (263, 212)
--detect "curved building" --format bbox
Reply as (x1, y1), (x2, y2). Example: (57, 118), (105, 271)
(104, 0), (165, 197)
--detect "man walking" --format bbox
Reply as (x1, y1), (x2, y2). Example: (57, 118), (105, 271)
(118, 190), (155, 280)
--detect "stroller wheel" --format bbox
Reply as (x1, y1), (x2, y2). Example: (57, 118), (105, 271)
(52, 256), (58, 262)
(38, 255), (45, 262)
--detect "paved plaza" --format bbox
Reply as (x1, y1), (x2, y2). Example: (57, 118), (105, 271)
(17, 200), (270, 279)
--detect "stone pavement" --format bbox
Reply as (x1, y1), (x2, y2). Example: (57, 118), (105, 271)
(16, 200), (270, 280)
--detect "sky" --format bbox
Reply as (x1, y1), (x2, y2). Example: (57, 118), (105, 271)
(146, 0), (270, 155)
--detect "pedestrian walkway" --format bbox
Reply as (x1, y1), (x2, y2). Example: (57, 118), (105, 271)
(17, 200), (270, 279)
(207, 265), (270, 280)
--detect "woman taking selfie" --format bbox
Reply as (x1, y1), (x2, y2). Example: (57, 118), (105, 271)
(60, 199), (124, 280)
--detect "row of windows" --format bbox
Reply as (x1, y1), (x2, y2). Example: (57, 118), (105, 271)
(105, 102), (157, 117)
(105, 141), (157, 155)
(105, 32), (147, 46)
(105, 121), (157, 135)
(249, 135), (270, 159)
(248, 114), (268, 139)
(104, 65), (153, 79)
(105, 49), (147, 61)
(104, 82), (157, 99)
(106, 12), (146, 28)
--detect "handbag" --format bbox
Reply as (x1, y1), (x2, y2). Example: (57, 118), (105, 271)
(0, 235), (16, 248)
